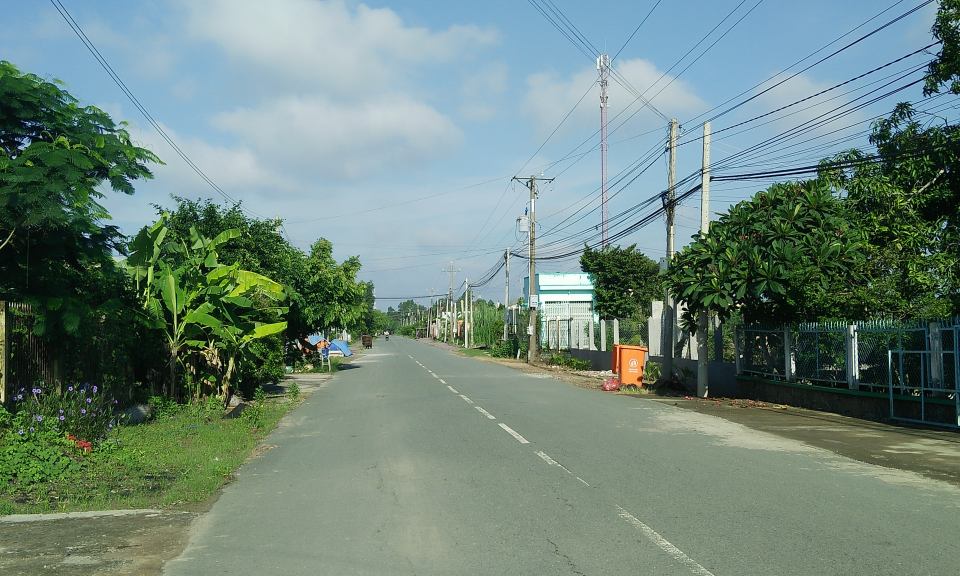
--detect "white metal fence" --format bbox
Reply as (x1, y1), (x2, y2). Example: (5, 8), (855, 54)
(735, 318), (960, 427)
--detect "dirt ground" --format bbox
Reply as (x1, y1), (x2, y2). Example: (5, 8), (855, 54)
(0, 510), (198, 575)
(5, 346), (960, 574)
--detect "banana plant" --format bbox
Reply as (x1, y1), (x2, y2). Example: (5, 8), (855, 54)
(127, 214), (287, 401)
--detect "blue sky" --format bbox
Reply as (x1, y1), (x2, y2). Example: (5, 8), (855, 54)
(0, 0), (947, 308)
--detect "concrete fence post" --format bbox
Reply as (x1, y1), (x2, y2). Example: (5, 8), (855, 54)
(600, 319), (606, 352)
(733, 326), (742, 375)
(783, 326), (793, 381)
(929, 322), (943, 387)
(589, 320), (596, 351)
(713, 315), (723, 362)
(846, 324), (859, 389)
(613, 318), (620, 346)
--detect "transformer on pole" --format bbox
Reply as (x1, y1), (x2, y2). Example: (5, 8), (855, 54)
(598, 54), (610, 247)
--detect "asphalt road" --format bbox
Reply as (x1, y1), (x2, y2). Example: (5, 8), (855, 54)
(164, 338), (960, 575)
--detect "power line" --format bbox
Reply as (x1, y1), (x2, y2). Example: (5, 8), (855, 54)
(611, 0), (663, 63)
(47, 0), (262, 218)
(701, 0), (935, 125)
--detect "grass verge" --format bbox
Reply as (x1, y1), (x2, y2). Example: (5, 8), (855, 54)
(0, 395), (299, 516)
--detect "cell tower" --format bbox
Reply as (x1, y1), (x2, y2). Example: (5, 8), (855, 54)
(598, 54), (610, 247)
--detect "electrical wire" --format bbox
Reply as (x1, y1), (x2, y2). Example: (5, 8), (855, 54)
(48, 0), (263, 218)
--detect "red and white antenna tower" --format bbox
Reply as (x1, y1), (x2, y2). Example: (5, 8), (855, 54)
(598, 54), (610, 247)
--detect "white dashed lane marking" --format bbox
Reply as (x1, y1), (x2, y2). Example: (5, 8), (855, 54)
(459, 394), (474, 404)
(498, 423), (529, 444)
(475, 406), (496, 420)
(535, 451), (589, 486)
(447, 385), (458, 393)
(616, 505), (715, 576)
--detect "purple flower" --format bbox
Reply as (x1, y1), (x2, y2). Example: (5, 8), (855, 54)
(114, 400), (118, 405)
(81, 409), (86, 415)
(59, 409), (64, 414)
(36, 415), (42, 422)
(16, 394), (22, 400)
(68, 386), (74, 392)
(17, 429), (23, 435)
(86, 398), (92, 404)
(108, 423), (113, 429)
(59, 415), (65, 421)
(93, 386), (98, 393)
(29, 427), (34, 432)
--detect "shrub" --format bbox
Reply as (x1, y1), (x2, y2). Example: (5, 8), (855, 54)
(491, 338), (520, 358)
(545, 353), (593, 371)
(8, 382), (115, 444)
(287, 382), (300, 401)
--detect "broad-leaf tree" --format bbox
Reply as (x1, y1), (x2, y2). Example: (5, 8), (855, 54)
(580, 244), (662, 319)
(127, 215), (287, 401)
(0, 61), (160, 333)
(821, 105), (959, 318)
(664, 180), (867, 327)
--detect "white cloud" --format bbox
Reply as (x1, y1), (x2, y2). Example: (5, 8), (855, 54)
(212, 93), (462, 180)
(183, 0), (498, 95)
(522, 58), (705, 138)
(459, 62), (508, 121)
(169, 0), (495, 181)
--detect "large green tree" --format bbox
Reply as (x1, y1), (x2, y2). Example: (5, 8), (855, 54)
(580, 244), (662, 319)
(664, 180), (867, 327)
(821, 105), (959, 319)
(0, 61), (160, 333)
(156, 198), (369, 383)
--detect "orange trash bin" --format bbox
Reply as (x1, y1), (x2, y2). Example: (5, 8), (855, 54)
(615, 344), (648, 386)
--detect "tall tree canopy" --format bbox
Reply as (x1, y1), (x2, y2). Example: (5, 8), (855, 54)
(156, 198), (369, 380)
(664, 180), (866, 327)
(822, 104), (960, 319)
(0, 61), (160, 333)
(580, 244), (662, 319)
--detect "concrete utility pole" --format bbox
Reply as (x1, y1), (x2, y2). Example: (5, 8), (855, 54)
(513, 174), (553, 362)
(428, 289), (436, 339)
(697, 121), (711, 398)
(598, 54), (611, 247)
(465, 278), (471, 348)
(662, 119), (678, 382)
(444, 263), (460, 344)
(503, 248), (510, 341)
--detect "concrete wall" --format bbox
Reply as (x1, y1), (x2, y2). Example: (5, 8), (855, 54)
(570, 348), (611, 371)
(737, 376), (958, 425)
(570, 348), (739, 396)
(648, 355), (739, 397)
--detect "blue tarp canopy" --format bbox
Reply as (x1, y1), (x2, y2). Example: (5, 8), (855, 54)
(331, 339), (353, 357)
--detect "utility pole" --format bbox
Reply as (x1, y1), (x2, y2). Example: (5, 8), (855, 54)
(444, 263), (460, 344)
(697, 121), (711, 398)
(428, 289), (436, 339)
(503, 248), (510, 341)
(662, 119), (678, 382)
(513, 174), (554, 362)
(598, 54), (611, 247)
(465, 278), (471, 348)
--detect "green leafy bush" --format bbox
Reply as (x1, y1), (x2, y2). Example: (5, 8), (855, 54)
(491, 338), (523, 358)
(9, 382), (115, 443)
(0, 403), (84, 487)
(546, 353), (593, 371)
